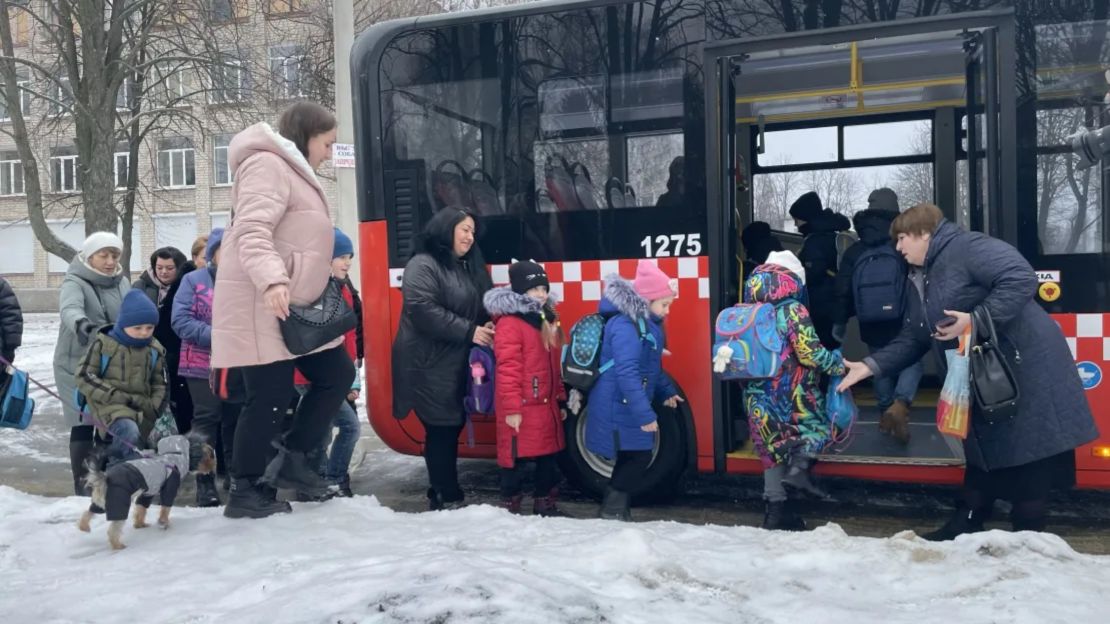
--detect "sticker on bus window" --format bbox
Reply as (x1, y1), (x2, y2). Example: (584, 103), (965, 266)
(1036, 270), (1060, 283)
(1039, 282), (1061, 302)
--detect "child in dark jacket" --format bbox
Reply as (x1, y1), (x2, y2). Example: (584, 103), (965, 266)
(76, 289), (167, 465)
(743, 250), (845, 531)
(483, 261), (567, 516)
(585, 260), (683, 521)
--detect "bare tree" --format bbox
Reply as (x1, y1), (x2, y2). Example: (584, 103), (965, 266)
(0, 0), (272, 270)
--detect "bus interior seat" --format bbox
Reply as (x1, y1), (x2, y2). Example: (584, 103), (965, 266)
(468, 168), (504, 215)
(605, 177), (625, 209)
(431, 160), (473, 211)
(569, 161), (601, 211)
(544, 155), (581, 212)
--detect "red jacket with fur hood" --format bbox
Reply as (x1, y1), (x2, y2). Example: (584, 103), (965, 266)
(483, 286), (566, 468)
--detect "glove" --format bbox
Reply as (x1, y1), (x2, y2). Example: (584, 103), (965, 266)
(75, 319), (95, 346)
(568, 389), (584, 416)
(831, 323), (847, 343)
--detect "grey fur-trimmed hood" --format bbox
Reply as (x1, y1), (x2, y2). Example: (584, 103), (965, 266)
(600, 275), (650, 319)
(483, 286), (559, 318)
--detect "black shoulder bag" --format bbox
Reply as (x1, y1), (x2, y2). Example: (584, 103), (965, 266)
(279, 278), (357, 356)
(968, 307), (1020, 423)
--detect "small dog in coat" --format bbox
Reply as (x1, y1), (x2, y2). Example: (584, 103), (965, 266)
(78, 433), (216, 550)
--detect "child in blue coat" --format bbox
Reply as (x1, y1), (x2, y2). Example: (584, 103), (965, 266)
(585, 260), (683, 520)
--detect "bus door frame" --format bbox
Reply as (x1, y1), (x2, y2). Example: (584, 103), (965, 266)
(704, 9), (1018, 473)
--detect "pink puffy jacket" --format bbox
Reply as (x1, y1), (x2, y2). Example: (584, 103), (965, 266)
(211, 123), (340, 368)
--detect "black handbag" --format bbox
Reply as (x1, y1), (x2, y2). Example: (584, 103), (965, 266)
(279, 278), (357, 356)
(968, 307), (1020, 422)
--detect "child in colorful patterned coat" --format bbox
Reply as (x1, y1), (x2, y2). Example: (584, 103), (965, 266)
(743, 250), (845, 531)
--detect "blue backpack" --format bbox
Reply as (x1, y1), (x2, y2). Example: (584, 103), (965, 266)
(712, 303), (784, 380)
(562, 313), (652, 391)
(0, 369), (34, 430)
(827, 351), (858, 443)
(852, 244), (907, 323)
(74, 350), (160, 415)
(463, 345), (496, 416)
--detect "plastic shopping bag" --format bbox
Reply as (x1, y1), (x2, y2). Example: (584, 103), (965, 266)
(936, 331), (971, 439)
(827, 351), (858, 443)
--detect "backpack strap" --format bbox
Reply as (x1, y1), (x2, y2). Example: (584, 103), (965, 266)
(99, 353), (111, 376)
(599, 316), (656, 375)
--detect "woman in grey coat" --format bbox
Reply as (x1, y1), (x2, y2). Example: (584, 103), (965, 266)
(56, 232), (131, 495)
(838, 203), (1098, 539)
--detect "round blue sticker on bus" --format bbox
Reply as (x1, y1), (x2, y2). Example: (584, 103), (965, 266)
(1076, 361), (1102, 391)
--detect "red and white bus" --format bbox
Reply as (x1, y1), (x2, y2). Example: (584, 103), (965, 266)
(350, 0), (1110, 499)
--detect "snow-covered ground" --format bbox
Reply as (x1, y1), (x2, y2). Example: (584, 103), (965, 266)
(1, 486), (1108, 623)
(6, 317), (1110, 622)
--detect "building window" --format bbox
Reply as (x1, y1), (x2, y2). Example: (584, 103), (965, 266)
(210, 56), (246, 103)
(0, 67), (31, 120)
(213, 134), (233, 186)
(8, 2), (31, 47)
(269, 44), (304, 100)
(114, 151), (130, 190)
(158, 138), (196, 188)
(154, 62), (188, 105)
(210, 0), (248, 22)
(0, 152), (24, 196)
(50, 150), (79, 193)
(267, 0), (308, 16)
(51, 77), (73, 116)
(116, 76), (134, 111)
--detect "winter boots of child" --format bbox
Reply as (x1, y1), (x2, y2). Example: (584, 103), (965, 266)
(500, 487), (567, 517)
(598, 487), (632, 521)
(879, 399), (912, 445)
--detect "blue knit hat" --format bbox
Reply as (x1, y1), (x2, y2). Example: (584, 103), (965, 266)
(116, 290), (159, 330)
(206, 228), (225, 264)
(333, 228), (354, 259)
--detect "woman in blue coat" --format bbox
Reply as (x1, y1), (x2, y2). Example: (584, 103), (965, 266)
(839, 203), (1099, 539)
(586, 260), (683, 521)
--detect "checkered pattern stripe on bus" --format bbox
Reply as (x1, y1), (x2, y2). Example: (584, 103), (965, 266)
(1054, 314), (1110, 362)
(389, 256), (711, 301)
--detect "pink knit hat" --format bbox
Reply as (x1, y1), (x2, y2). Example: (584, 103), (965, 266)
(633, 259), (676, 301)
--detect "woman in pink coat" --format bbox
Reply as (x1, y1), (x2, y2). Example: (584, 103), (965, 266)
(212, 102), (355, 519)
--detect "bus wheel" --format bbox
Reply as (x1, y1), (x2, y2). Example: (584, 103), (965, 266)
(558, 397), (687, 505)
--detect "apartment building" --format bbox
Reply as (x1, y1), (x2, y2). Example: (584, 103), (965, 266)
(0, 0), (337, 306)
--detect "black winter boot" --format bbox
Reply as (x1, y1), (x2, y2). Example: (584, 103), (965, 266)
(260, 441), (331, 496)
(500, 494), (524, 515)
(921, 507), (988, 541)
(224, 478), (292, 519)
(335, 474), (354, 498)
(598, 488), (632, 521)
(761, 500), (807, 531)
(782, 457), (832, 500)
(195, 473), (221, 508)
(427, 488), (466, 511)
(69, 438), (95, 496)
(533, 487), (569, 518)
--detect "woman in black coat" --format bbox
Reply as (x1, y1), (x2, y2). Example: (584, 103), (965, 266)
(134, 247), (193, 433)
(0, 276), (23, 384)
(839, 203), (1099, 539)
(392, 208), (494, 510)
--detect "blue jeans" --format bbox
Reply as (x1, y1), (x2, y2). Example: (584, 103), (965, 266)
(105, 418), (143, 467)
(873, 359), (924, 412)
(295, 385), (361, 482)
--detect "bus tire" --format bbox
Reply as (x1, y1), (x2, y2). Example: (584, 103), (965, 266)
(558, 391), (688, 505)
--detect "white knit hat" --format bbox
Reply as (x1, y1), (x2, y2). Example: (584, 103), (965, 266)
(81, 232), (125, 259)
(765, 250), (806, 285)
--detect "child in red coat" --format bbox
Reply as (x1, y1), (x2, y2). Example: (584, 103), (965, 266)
(483, 261), (567, 516)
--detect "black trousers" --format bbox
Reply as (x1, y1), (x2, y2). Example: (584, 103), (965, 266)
(500, 454), (560, 498)
(166, 358), (194, 434)
(424, 423), (465, 502)
(610, 450), (652, 493)
(233, 346), (354, 480)
(186, 377), (241, 475)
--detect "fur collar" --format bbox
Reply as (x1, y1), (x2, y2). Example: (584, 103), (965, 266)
(483, 286), (559, 318)
(602, 275), (650, 319)
(259, 123), (321, 190)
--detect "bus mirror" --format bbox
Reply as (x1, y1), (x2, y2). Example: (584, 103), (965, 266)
(1068, 124), (1110, 170)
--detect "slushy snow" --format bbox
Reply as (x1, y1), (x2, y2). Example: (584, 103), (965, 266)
(1, 486), (1108, 623)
